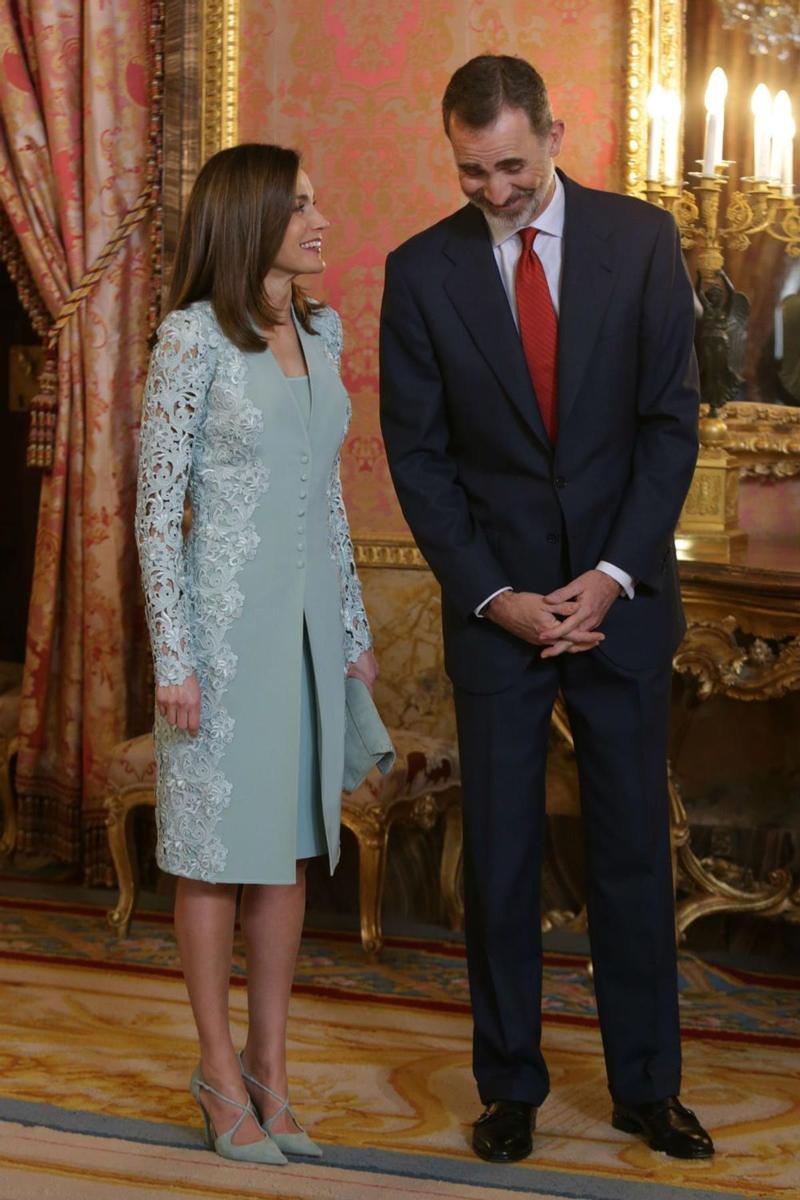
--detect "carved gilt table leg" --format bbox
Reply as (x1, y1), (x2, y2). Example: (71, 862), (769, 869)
(673, 761), (792, 938)
(439, 789), (464, 931)
(670, 617), (800, 938)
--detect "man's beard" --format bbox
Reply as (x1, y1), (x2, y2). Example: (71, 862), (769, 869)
(471, 167), (554, 240)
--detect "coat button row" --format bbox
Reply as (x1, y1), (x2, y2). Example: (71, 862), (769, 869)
(301, 454), (309, 464)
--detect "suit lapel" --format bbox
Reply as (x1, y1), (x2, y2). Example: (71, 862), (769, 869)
(557, 172), (618, 432)
(442, 205), (551, 449)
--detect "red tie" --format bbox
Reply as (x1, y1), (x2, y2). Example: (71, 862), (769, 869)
(515, 227), (558, 443)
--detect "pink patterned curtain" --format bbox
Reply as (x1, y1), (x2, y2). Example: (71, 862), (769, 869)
(0, 1), (155, 880)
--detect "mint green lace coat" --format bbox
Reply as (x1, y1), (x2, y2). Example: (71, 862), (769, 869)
(135, 300), (371, 883)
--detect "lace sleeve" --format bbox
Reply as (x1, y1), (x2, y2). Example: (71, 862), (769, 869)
(319, 307), (373, 665)
(135, 306), (215, 687)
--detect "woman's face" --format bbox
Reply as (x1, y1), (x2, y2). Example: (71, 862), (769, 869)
(270, 169), (330, 280)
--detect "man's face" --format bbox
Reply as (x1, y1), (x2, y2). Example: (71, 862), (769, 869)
(448, 105), (565, 231)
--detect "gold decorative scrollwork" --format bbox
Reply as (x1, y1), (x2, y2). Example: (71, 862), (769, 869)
(668, 768), (793, 936)
(674, 616), (800, 701)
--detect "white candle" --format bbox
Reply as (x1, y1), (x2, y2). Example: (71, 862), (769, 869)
(770, 91), (792, 182)
(751, 84), (772, 179)
(663, 91), (682, 184)
(647, 86), (665, 181)
(703, 68), (728, 175)
(783, 116), (795, 197)
(775, 303), (784, 360)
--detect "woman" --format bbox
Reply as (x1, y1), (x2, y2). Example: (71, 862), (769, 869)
(135, 143), (377, 1164)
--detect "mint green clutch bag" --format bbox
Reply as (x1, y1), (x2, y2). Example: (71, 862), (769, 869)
(343, 676), (395, 792)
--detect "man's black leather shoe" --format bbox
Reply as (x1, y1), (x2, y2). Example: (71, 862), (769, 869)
(472, 1100), (536, 1163)
(612, 1096), (714, 1159)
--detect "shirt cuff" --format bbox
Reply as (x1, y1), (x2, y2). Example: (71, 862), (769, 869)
(475, 586), (513, 618)
(597, 561), (635, 600)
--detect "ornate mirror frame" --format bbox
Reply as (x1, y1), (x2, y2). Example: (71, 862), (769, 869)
(625, 0), (800, 480)
(166, 0), (800, 486)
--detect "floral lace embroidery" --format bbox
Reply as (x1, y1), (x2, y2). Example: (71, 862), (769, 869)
(316, 307), (373, 665)
(135, 302), (269, 879)
(135, 307), (214, 688)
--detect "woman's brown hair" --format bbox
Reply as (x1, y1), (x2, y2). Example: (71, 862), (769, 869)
(165, 143), (324, 352)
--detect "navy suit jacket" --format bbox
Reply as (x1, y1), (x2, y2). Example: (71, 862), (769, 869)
(379, 170), (700, 691)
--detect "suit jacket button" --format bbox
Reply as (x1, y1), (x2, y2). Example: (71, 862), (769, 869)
(554, 476), (566, 489)
(546, 533), (560, 544)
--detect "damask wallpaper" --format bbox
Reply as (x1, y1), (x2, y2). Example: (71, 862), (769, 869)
(238, 0), (627, 535)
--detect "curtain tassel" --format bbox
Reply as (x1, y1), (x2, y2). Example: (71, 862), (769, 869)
(27, 345), (58, 469)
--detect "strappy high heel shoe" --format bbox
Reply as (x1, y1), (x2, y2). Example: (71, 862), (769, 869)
(190, 1065), (288, 1164)
(238, 1051), (323, 1158)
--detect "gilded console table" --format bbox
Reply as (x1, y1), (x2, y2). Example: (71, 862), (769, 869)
(672, 538), (800, 935)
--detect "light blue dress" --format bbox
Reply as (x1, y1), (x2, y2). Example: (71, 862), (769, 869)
(290, 375), (326, 861)
(135, 302), (371, 884)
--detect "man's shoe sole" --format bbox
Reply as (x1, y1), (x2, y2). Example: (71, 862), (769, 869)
(472, 1138), (533, 1163)
(612, 1113), (714, 1159)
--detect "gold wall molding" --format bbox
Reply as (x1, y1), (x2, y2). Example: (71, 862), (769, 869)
(354, 536), (427, 570)
(624, 0), (683, 197)
(623, 0), (650, 196)
(200, 0), (239, 163)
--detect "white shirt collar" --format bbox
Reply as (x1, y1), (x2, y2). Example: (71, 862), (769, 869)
(489, 171), (565, 249)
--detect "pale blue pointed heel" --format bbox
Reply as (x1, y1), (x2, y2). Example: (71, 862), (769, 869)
(190, 1065), (288, 1164)
(239, 1051), (323, 1158)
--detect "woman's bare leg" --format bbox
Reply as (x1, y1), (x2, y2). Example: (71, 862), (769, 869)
(174, 877), (263, 1143)
(240, 860), (309, 1133)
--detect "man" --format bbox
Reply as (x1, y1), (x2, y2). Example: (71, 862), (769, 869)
(379, 55), (712, 1165)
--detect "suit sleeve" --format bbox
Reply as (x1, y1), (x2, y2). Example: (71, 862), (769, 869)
(379, 251), (510, 618)
(599, 215), (700, 590)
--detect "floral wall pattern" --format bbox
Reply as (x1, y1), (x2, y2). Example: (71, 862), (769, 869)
(238, 0), (628, 535)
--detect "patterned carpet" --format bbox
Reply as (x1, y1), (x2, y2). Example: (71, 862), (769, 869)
(0, 893), (798, 1199)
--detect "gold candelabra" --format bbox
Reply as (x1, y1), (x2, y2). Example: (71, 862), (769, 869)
(646, 169), (800, 563)
(646, 170), (800, 280)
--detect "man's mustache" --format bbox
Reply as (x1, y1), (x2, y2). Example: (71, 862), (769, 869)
(473, 188), (538, 211)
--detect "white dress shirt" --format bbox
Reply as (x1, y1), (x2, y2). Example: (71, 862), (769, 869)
(475, 173), (634, 616)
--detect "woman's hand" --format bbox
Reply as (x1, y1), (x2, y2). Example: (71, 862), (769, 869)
(156, 672), (201, 736)
(346, 650), (379, 696)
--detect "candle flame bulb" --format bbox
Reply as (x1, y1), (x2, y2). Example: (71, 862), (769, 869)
(751, 84), (772, 180)
(705, 67), (728, 116)
(702, 68), (728, 174)
(770, 91), (793, 182)
(751, 83), (771, 117)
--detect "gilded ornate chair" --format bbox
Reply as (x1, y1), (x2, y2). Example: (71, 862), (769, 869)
(0, 663), (23, 859)
(341, 727), (461, 955)
(104, 727), (462, 957)
(104, 734), (158, 936)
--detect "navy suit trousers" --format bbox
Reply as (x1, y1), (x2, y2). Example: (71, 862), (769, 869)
(453, 645), (681, 1107)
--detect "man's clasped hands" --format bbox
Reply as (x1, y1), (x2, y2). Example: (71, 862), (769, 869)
(486, 568), (623, 659)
